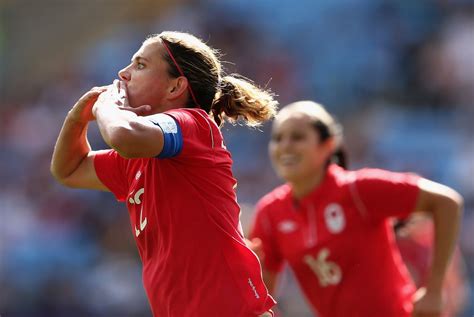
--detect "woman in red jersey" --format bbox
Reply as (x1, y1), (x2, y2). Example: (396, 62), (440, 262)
(51, 31), (276, 317)
(248, 100), (463, 317)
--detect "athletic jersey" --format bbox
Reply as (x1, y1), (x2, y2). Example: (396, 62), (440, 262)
(250, 164), (420, 317)
(94, 108), (275, 317)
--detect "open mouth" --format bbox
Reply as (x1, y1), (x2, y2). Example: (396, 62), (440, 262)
(278, 154), (300, 166)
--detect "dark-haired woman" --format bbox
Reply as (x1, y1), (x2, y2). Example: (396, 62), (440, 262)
(249, 100), (462, 317)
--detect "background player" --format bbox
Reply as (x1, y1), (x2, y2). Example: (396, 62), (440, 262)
(249, 100), (463, 317)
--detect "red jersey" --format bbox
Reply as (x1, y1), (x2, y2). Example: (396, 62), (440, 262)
(94, 108), (275, 317)
(250, 164), (420, 317)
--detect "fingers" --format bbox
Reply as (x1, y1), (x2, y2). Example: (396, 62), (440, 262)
(94, 80), (150, 116)
(118, 104), (151, 116)
(252, 237), (263, 248)
(111, 79), (129, 107)
(92, 86), (108, 92)
(78, 88), (106, 103)
(412, 287), (427, 302)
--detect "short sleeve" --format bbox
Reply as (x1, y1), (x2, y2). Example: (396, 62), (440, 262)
(351, 168), (420, 223)
(147, 113), (183, 158)
(93, 149), (128, 201)
(249, 202), (285, 273)
(164, 109), (223, 162)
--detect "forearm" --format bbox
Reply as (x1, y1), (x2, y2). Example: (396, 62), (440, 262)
(94, 102), (139, 152)
(51, 114), (92, 182)
(426, 196), (463, 291)
(93, 100), (162, 158)
(262, 269), (279, 295)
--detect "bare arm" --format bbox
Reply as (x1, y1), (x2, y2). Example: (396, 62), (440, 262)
(51, 87), (108, 190)
(92, 81), (163, 159)
(412, 178), (463, 316)
(245, 237), (280, 294)
(262, 269), (279, 295)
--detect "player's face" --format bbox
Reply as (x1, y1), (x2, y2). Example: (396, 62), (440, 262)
(118, 40), (173, 111)
(269, 113), (332, 183)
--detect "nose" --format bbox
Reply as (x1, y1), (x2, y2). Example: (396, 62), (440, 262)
(278, 137), (292, 151)
(270, 137), (290, 157)
(118, 66), (130, 81)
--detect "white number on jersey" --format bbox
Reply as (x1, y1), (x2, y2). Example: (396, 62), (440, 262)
(304, 248), (342, 287)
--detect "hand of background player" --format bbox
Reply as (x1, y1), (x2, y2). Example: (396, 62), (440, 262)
(68, 86), (108, 123)
(245, 238), (264, 260)
(411, 287), (443, 317)
(92, 79), (151, 116)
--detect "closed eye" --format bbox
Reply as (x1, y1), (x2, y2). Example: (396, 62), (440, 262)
(271, 133), (281, 142)
(290, 132), (305, 141)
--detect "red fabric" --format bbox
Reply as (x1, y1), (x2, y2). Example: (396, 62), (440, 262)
(250, 165), (420, 317)
(397, 220), (467, 317)
(94, 108), (275, 317)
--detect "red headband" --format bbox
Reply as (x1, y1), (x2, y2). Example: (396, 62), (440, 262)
(161, 40), (201, 108)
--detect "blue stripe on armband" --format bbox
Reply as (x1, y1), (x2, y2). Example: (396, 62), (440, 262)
(149, 114), (183, 158)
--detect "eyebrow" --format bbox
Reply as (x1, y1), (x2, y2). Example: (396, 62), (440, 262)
(131, 56), (149, 63)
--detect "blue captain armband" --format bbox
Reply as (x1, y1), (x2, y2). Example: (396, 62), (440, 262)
(148, 114), (183, 158)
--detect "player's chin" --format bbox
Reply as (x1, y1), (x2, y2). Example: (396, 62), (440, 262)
(277, 168), (302, 182)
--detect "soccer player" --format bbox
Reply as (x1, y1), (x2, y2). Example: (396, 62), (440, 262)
(51, 31), (277, 317)
(249, 100), (463, 317)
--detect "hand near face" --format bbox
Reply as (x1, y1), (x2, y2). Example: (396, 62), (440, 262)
(93, 79), (152, 117)
(68, 86), (108, 123)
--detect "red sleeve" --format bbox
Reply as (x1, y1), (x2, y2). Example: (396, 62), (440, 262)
(164, 109), (223, 162)
(93, 149), (128, 202)
(250, 200), (284, 273)
(351, 168), (420, 223)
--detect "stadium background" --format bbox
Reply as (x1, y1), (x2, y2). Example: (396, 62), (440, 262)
(1, 0), (473, 316)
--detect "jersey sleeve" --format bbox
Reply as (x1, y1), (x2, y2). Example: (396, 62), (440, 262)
(163, 109), (222, 162)
(147, 113), (183, 158)
(249, 201), (285, 273)
(93, 149), (128, 202)
(351, 168), (421, 223)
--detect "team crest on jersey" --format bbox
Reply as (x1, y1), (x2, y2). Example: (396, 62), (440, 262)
(324, 203), (345, 234)
(278, 220), (298, 233)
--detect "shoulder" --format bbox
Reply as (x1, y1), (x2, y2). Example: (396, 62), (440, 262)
(164, 108), (212, 127)
(164, 108), (220, 142)
(328, 164), (418, 184)
(324, 164), (358, 190)
(256, 184), (291, 213)
(351, 167), (420, 184)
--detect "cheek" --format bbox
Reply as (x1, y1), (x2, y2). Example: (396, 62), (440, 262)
(299, 145), (324, 165)
(268, 143), (277, 159)
(134, 80), (166, 105)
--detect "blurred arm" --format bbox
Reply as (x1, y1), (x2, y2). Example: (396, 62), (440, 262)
(413, 178), (463, 293)
(262, 269), (279, 294)
(246, 237), (280, 294)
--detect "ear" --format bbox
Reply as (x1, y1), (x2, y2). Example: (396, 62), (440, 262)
(167, 76), (189, 100)
(322, 137), (337, 155)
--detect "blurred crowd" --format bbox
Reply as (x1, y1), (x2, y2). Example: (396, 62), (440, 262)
(1, 1), (473, 316)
